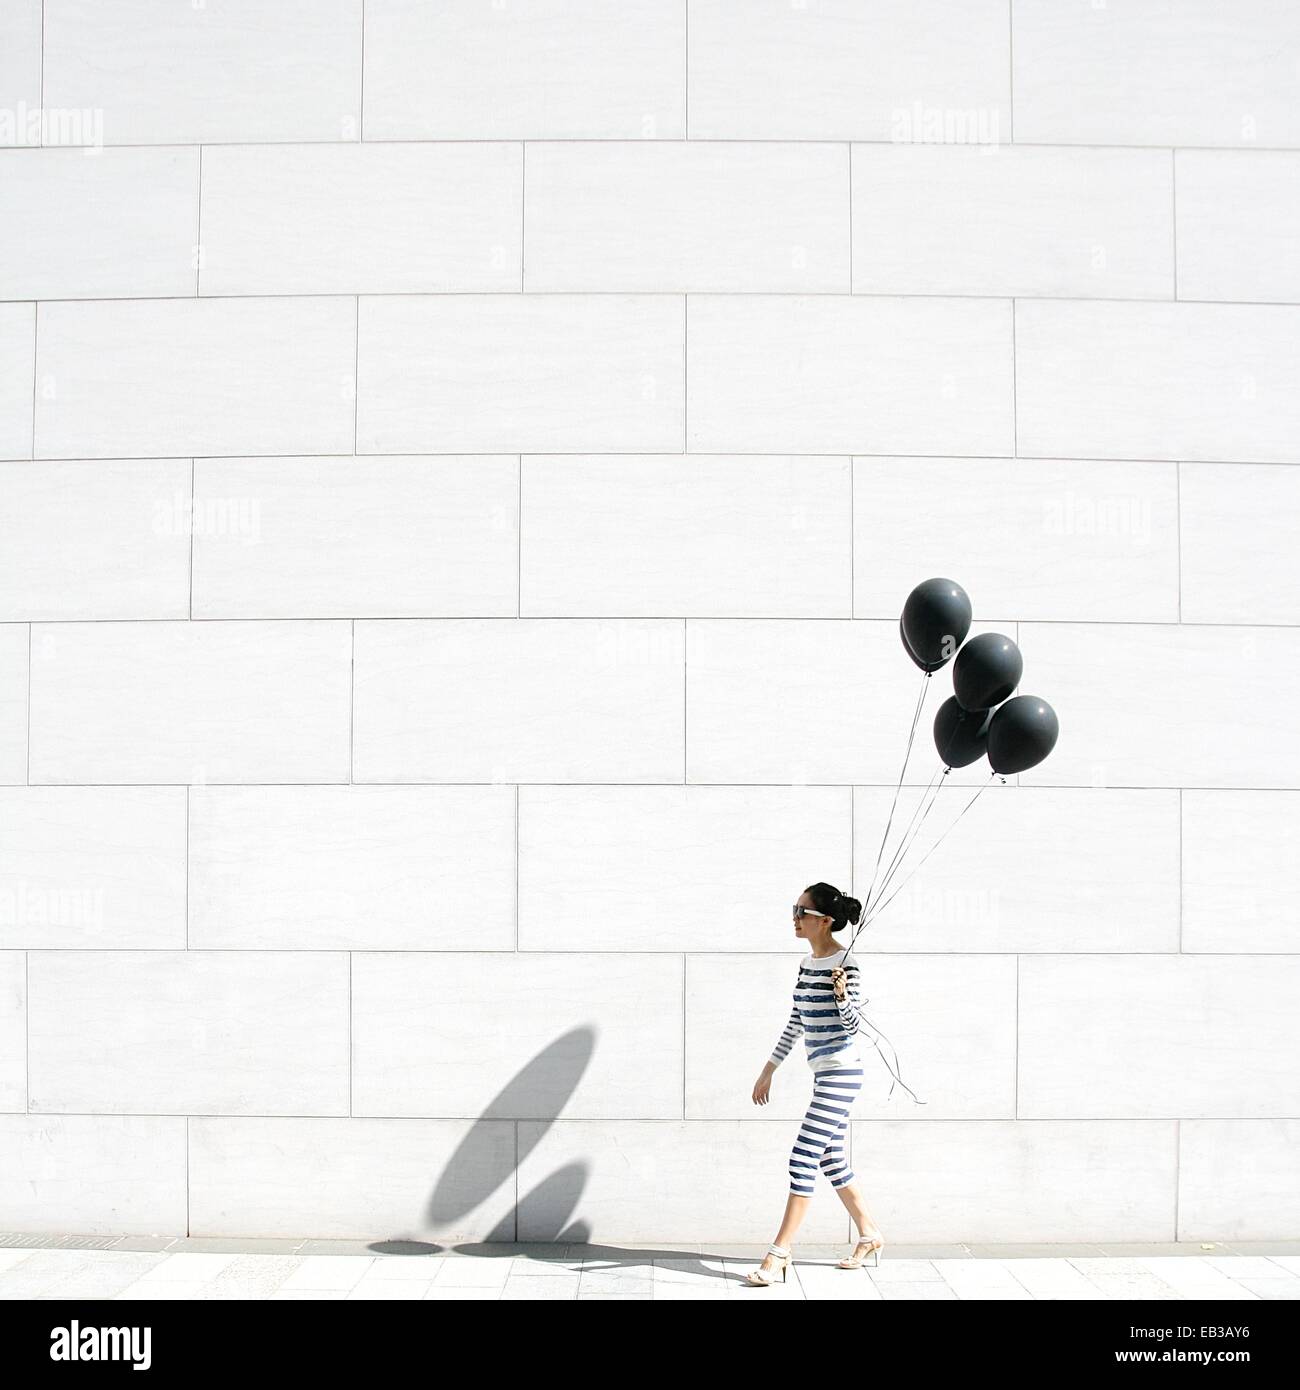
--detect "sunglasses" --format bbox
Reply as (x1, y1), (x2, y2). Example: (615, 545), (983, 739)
(792, 905), (830, 920)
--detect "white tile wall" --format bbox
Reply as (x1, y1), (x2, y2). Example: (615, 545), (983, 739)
(1012, 0), (1300, 147)
(198, 143), (522, 296)
(363, 0), (686, 140)
(353, 619), (685, 783)
(6, 1), (1297, 1242)
(525, 143), (849, 292)
(0, 2), (42, 148)
(686, 618), (1009, 785)
(520, 455), (851, 617)
(188, 1116), (518, 1241)
(1179, 1120), (1300, 1242)
(43, 0), (362, 145)
(1175, 151), (1300, 303)
(0, 787), (187, 949)
(0, 304), (34, 459)
(0, 1115), (187, 1233)
(851, 145), (1174, 298)
(517, 785), (852, 951)
(28, 620), (352, 784)
(1181, 792), (1300, 953)
(853, 457), (1179, 624)
(688, 0), (1010, 141)
(190, 455), (518, 618)
(1178, 462), (1300, 624)
(351, 952), (683, 1119)
(1018, 622), (1300, 789)
(843, 1120), (1178, 1243)
(356, 295), (684, 454)
(1014, 301), (1300, 463)
(0, 625), (28, 784)
(0, 459), (191, 620)
(34, 298), (357, 459)
(0, 147), (198, 299)
(188, 785), (516, 950)
(1019, 955), (1300, 1118)
(0, 952), (24, 1109)
(852, 786), (1180, 953)
(687, 296), (1014, 455)
(27, 949), (351, 1114)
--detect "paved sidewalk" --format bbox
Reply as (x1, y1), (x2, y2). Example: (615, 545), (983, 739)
(1, 1236), (1298, 1300)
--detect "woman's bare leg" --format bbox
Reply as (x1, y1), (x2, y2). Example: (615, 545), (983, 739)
(754, 1193), (812, 1276)
(833, 1179), (883, 1238)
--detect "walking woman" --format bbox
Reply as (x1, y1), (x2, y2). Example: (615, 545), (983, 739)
(745, 882), (887, 1286)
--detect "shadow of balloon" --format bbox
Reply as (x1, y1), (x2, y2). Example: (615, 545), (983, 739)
(366, 1025), (737, 1281)
(432, 1024), (596, 1245)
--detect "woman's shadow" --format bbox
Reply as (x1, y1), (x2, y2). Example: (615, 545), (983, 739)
(366, 1026), (730, 1281)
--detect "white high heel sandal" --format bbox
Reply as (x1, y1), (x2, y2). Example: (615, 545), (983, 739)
(744, 1242), (792, 1286)
(838, 1228), (885, 1269)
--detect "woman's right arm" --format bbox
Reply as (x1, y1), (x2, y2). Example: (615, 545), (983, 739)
(768, 1000), (803, 1070)
(755, 985), (801, 1104)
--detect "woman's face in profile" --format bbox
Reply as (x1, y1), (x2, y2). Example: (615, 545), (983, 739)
(792, 890), (819, 941)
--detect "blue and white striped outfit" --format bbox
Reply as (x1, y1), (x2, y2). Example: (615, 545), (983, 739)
(769, 947), (867, 1197)
(769, 946), (868, 1075)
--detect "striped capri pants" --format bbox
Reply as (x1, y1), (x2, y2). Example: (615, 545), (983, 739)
(788, 1066), (865, 1197)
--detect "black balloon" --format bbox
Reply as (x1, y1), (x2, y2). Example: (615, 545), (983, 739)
(900, 578), (972, 672)
(932, 696), (990, 768)
(987, 696), (1059, 774)
(953, 632), (1022, 711)
(899, 617), (927, 671)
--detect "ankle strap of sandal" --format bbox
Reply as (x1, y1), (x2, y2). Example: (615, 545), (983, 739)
(768, 1242), (790, 1257)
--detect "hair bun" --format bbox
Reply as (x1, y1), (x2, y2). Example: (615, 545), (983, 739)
(840, 894), (863, 925)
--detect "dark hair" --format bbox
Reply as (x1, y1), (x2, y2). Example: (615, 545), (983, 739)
(804, 882), (862, 932)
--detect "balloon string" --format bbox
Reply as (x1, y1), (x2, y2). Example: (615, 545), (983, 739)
(851, 667), (930, 958)
(860, 772), (1000, 929)
(870, 709), (991, 915)
(861, 679), (978, 927)
(859, 1010), (928, 1106)
(862, 764), (951, 920)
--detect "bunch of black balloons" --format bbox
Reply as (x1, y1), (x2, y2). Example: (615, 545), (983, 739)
(900, 577), (1059, 775)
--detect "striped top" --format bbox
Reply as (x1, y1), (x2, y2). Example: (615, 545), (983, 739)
(769, 948), (868, 1074)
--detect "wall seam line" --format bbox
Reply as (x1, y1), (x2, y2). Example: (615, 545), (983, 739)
(27, 300), (37, 458)
(1007, 0), (1015, 143)
(1010, 298), (1018, 457)
(1173, 1118), (1181, 1242)
(187, 458), (195, 618)
(195, 146), (203, 295)
(682, 294), (688, 453)
(349, 619), (355, 783)
(1175, 462), (1183, 622)
(682, 617), (688, 783)
(351, 296), (360, 451)
(1171, 148), (1179, 299)
(847, 142), (853, 291)
(25, 623), (32, 784)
